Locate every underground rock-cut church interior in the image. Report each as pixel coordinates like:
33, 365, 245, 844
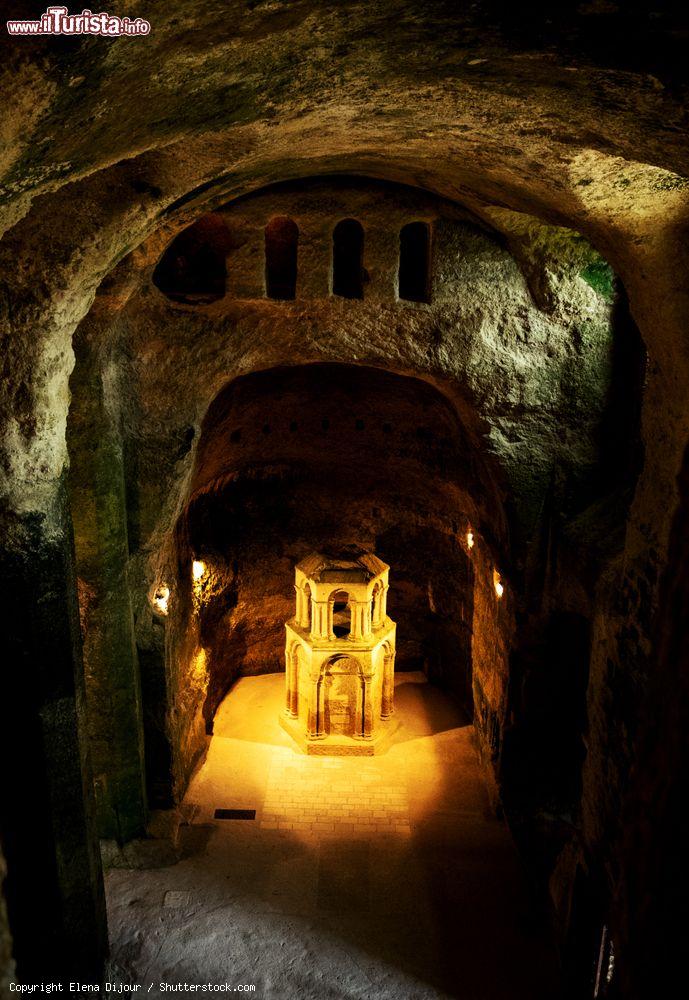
1, 3, 688, 998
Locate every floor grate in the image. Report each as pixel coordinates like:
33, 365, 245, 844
214, 808, 256, 820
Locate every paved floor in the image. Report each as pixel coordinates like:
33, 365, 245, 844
107, 673, 562, 999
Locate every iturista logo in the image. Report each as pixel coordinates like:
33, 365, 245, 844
6, 6, 151, 35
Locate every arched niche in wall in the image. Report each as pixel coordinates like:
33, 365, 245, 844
330, 589, 352, 638
371, 580, 382, 626
265, 216, 299, 300
153, 213, 232, 303
398, 221, 431, 303
332, 218, 365, 299
320, 654, 363, 737
179, 362, 508, 744
303, 581, 312, 630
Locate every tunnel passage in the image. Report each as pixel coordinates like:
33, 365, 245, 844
176, 363, 505, 732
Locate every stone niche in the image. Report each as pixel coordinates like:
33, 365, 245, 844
281, 553, 397, 755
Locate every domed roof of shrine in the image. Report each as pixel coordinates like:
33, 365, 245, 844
296, 551, 388, 584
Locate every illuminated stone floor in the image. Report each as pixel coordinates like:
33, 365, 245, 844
106, 673, 561, 999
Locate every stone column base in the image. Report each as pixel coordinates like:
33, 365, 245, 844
279, 713, 398, 756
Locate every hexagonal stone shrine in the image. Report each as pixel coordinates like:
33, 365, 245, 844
281, 553, 397, 755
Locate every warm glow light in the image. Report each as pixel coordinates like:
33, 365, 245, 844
152, 584, 170, 616
192, 560, 206, 581
466, 530, 474, 549
191, 646, 207, 680
493, 569, 504, 599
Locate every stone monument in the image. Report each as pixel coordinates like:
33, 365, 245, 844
281, 552, 396, 755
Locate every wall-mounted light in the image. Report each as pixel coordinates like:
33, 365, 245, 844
493, 569, 504, 599
466, 530, 474, 550
152, 584, 170, 616
192, 559, 206, 582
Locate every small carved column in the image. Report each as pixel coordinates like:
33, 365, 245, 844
284, 656, 293, 715
285, 649, 299, 718
312, 600, 330, 640
371, 589, 382, 629
295, 586, 311, 628
350, 600, 371, 640
381, 651, 395, 719
349, 601, 361, 639
289, 676, 299, 718
381, 584, 389, 621
361, 675, 374, 739
307, 676, 321, 738
362, 600, 373, 638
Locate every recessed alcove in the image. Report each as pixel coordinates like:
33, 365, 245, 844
332, 218, 365, 298
265, 216, 299, 299
153, 213, 232, 303
173, 363, 508, 742
398, 221, 431, 302
331, 591, 352, 638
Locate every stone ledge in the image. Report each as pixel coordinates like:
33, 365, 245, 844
279, 712, 399, 756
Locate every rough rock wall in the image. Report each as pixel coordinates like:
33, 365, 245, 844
471, 540, 515, 792
614, 440, 689, 1000
120, 180, 615, 555
0, 485, 109, 983
1, 4, 689, 989
68, 320, 148, 841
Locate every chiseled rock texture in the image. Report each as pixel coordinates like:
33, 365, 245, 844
1, 2, 689, 993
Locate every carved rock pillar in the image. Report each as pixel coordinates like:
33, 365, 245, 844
381, 651, 396, 719
307, 676, 321, 738
361, 676, 374, 739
